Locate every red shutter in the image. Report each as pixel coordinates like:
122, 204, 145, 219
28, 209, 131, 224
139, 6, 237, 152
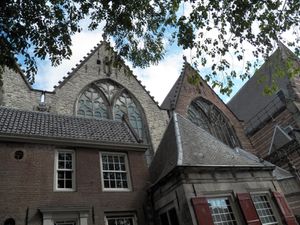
272, 192, 298, 225
236, 193, 262, 225
191, 197, 214, 225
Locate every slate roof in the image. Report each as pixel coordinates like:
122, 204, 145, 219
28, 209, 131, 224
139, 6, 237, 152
228, 43, 300, 123
150, 113, 274, 183
0, 107, 140, 146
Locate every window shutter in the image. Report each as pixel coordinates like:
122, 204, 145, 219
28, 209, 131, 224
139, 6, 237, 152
191, 197, 214, 225
236, 193, 262, 225
272, 191, 298, 225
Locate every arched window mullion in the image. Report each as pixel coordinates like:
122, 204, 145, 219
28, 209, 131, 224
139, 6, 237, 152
187, 97, 240, 148
91, 83, 112, 119
77, 85, 109, 119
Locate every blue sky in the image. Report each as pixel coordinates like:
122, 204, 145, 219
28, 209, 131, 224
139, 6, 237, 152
31, 26, 250, 104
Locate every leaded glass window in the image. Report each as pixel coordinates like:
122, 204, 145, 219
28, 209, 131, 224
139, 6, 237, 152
77, 87, 108, 119
187, 97, 239, 148
114, 92, 144, 139
76, 79, 146, 141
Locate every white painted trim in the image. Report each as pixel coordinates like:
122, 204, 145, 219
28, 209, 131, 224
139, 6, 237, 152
99, 152, 132, 192
54, 149, 76, 192
104, 213, 137, 225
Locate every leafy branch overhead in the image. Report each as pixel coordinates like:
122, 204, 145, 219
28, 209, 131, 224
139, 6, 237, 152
0, 0, 299, 94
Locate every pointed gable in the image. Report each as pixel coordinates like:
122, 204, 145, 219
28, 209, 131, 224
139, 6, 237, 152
228, 43, 300, 123
161, 62, 254, 152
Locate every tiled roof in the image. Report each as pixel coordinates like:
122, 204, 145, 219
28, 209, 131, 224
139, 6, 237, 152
0, 107, 138, 145
150, 113, 274, 183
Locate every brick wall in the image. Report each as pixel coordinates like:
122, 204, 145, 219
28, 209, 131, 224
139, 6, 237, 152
249, 109, 297, 157
0, 142, 149, 225
174, 65, 254, 152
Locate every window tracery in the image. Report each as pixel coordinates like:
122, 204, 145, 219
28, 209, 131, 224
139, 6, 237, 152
187, 97, 239, 148
76, 80, 145, 140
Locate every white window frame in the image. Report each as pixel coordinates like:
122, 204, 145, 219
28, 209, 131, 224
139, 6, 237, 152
251, 193, 280, 225
99, 152, 132, 192
104, 213, 137, 225
54, 150, 76, 191
207, 196, 238, 225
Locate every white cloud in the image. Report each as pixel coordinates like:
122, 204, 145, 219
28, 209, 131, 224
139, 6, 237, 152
33, 23, 104, 91
132, 53, 184, 104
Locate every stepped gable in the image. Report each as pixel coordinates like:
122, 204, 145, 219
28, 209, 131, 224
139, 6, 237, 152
53, 41, 160, 107
0, 107, 142, 146
228, 43, 300, 122
150, 112, 273, 183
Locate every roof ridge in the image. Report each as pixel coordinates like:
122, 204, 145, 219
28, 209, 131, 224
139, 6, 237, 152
160, 61, 186, 109
173, 112, 183, 165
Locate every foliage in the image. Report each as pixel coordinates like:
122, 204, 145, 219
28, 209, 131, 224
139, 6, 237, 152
1, 0, 300, 93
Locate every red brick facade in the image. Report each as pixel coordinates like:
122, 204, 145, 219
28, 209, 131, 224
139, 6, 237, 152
0, 142, 149, 225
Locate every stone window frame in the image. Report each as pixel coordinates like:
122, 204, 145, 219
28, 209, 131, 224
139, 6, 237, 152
104, 212, 137, 225
187, 96, 240, 148
75, 79, 149, 142
250, 192, 282, 225
99, 152, 132, 192
54, 149, 76, 192
40, 207, 89, 225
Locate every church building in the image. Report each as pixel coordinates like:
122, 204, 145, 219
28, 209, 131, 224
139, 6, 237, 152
0, 42, 299, 225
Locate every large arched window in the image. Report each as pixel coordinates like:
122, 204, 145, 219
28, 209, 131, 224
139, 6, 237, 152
76, 79, 146, 141
187, 97, 239, 148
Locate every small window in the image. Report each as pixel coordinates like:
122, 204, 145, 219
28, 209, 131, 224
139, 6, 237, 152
207, 197, 237, 225
251, 194, 278, 225
54, 150, 75, 191
105, 214, 136, 225
14, 150, 24, 160
100, 152, 131, 191
4, 218, 15, 225
159, 208, 179, 225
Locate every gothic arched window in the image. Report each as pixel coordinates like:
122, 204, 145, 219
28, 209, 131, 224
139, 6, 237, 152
114, 92, 144, 138
187, 97, 239, 148
77, 86, 109, 119
76, 80, 146, 141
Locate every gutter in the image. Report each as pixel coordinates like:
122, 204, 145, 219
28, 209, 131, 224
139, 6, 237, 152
0, 135, 148, 151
